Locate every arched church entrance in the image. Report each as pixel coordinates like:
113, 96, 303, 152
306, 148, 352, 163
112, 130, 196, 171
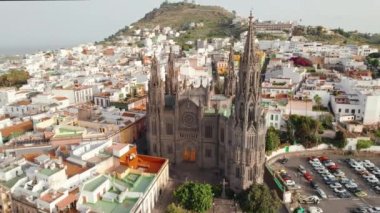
183, 146, 196, 162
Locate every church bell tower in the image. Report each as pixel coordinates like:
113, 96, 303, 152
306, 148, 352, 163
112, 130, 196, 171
229, 12, 267, 190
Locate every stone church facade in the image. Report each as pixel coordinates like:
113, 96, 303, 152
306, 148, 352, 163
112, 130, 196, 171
147, 14, 267, 191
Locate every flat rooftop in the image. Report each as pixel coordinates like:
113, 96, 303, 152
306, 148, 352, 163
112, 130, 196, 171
83, 175, 108, 192
39, 168, 61, 176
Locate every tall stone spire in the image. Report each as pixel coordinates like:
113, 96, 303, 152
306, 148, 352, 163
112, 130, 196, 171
235, 11, 261, 128
166, 47, 178, 95
147, 55, 165, 156
229, 11, 266, 191
224, 44, 237, 97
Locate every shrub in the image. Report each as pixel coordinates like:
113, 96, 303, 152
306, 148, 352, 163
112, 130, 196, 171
173, 181, 213, 213
356, 139, 374, 150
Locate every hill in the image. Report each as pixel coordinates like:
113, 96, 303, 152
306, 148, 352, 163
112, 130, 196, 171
100, 2, 380, 50
293, 26, 380, 49
101, 2, 243, 47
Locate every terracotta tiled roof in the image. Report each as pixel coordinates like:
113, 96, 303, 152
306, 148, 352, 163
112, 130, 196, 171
56, 193, 77, 210
0, 120, 33, 138
54, 97, 68, 101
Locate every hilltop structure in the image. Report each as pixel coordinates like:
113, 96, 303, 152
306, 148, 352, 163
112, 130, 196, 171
147, 13, 267, 191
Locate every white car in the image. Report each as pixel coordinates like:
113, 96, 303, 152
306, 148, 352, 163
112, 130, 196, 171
334, 187, 347, 194
299, 195, 320, 204
311, 162, 323, 167
298, 165, 307, 174
322, 173, 335, 180
285, 180, 296, 187
308, 206, 323, 213
345, 182, 358, 189
329, 182, 342, 189
324, 161, 336, 167
363, 173, 376, 179
313, 165, 325, 170
355, 166, 367, 173
317, 169, 329, 175
333, 170, 345, 178
316, 188, 327, 199
349, 161, 360, 168
372, 170, 380, 176
367, 177, 379, 185
367, 207, 380, 213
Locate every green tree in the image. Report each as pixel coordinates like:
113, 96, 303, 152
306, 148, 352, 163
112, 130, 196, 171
237, 183, 281, 213
265, 126, 280, 154
288, 114, 321, 148
166, 203, 187, 213
334, 131, 347, 149
369, 59, 379, 68
319, 114, 333, 129
173, 181, 213, 213
313, 94, 322, 111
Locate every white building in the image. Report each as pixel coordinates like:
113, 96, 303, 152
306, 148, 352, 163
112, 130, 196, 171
52, 85, 94, 104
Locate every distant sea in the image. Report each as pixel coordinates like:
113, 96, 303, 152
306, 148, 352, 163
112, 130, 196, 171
0, 43, 87, 56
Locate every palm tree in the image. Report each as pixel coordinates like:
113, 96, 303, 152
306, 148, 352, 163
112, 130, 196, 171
287, 91, 293, 115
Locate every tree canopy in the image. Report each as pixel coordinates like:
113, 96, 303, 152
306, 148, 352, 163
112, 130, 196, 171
288, 114, 321, 147
265, 126, 281, 154
333, 130, 347, 149
0, 69, 30, 88
173, 181, 213, 213
237, 183, 281, 213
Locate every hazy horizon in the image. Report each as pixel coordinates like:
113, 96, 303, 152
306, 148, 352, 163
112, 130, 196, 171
1, 0, 379, 55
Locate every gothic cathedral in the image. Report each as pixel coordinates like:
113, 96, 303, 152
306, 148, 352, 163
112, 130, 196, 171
147, 14, 267, 191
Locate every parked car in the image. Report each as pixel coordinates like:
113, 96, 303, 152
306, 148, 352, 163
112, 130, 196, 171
319, 156, 329, 162
304, 172, 313, 182
334, 187, 347, 194
339, 177, 351, 184
337, 191, 351, 198
327, 164, 339, 171
363, 173, 376, 179
317, 168, 329, 175
329, 182, 343, 189
363, 160, 375, 169
346, 182, 358, 189
310, 181, 319, 189
298, 165, 307, 174
333, 170, 345, 178
308, 206, 323, 213
285, 180, 296, 187
367, 177, 379, 186
323, 160, 335, 167
298, 195, 320, 204
316, 188, 327, 199
366, 207, 380, 213
355, 190, 368, 198
355, 167, 367, 174
374, 185, 380, 194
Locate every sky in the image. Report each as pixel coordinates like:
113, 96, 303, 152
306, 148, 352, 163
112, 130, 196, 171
0, 0, 379, 55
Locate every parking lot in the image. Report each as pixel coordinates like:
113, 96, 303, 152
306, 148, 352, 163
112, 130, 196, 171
271, 154, 380, 212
